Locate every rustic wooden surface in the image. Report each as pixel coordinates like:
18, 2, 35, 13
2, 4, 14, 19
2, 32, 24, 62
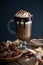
0, 58, 40, 65
0, 51, 42, 65
0, 58, 39, 65
0, 36, 43, 65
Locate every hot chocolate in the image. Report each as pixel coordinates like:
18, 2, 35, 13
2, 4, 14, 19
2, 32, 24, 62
14, 10, 32, 41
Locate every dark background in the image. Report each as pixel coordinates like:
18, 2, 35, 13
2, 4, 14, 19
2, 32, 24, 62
0, 0, 43, 41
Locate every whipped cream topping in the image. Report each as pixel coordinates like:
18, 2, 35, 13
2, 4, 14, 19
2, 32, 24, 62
15, 10, 32, 18
17, 21, 32, 24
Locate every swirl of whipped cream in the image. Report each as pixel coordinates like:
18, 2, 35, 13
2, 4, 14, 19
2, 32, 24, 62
15, 10, 32, 18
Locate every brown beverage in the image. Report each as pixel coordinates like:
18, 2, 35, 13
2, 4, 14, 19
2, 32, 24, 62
14, 10, 32, 41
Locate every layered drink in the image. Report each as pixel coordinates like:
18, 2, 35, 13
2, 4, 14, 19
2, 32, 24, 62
14, 10, 33, 41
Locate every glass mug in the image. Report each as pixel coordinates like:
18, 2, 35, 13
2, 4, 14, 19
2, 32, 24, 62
7, 15, 33, 49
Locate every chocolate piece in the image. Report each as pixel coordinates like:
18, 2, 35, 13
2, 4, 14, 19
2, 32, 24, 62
9, 43, 15, 51
0, 45, 3, 52
12, 51, 19, 57
0, 41, 22, 58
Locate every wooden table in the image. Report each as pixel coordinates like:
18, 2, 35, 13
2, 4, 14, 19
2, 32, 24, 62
0, 57, 39, 65
0, 36, 43, 65
0, 56, 42, 65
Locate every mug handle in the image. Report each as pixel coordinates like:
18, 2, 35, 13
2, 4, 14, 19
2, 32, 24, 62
7, 19, 16, 35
